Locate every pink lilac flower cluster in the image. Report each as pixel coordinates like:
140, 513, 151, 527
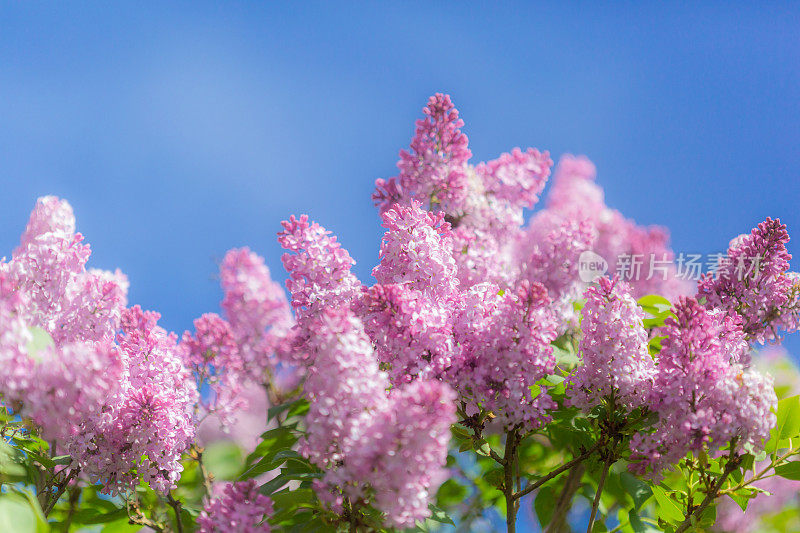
698, 217, 800, 344
373, 93, 472, 215
197, 480, 273, 533
294, 306, 455, 528
180, 313, 247, 427
714, 348, 800, 532
278, 215, 361, 324
375, 95, 689, 329
569, 276, 655, 411
532, 155, 691, 302
359, 202, 459, 383
180, 247, 296, 432
0, 197, 200, 495
0, 197, 129, 444
449, 280, 559, 430
629, 298, 777, 479
277, 94, 693, 450
219, 248, 294, 377
70, 306, 198, 494
278, 203, 557, 432
4, 196, 128, 346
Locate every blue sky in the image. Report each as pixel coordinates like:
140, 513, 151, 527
1, 2, 798, 355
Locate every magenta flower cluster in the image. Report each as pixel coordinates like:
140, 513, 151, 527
197, 480, 273, 533
629, 298, 776, 478
2, 94, 798, 529
0, 197, 198, 494
698, 217, 800, 343
568, 276, 655, 412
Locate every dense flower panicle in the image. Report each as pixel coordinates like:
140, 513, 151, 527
697, 217, 799, 343
373, 94, 556, 289
55, 268, 129, 345
357, 283, 456, 384
372, 202, 459, 300
629, 298, 777, 478
180, 313, 247, 427
537, 155, 691, 301
278, 215, 361, 322
448, 150, 552, 288
544, 155, 605, 219
8, 202, 91, 333
16, 195, 78, 246
373, 93, 471, 214
220, 248, 293, 377
299, 308, 389, 468
520, 213, 595, 325
197, 480, 273, 533
450, 280, 558, 430
71, 306, 198, 494
5, 197, 129, 346
26, 342, 123, 443
298, 308, 455, 526
475, 147, 551, 210
334, 380, 457, 529
0, 271, 35, 400
569, 277, 655, 411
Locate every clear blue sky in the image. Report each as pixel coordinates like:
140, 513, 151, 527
1, 1, 798, 359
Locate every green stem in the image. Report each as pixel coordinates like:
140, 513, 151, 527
675, 453, 741, 533
504, 428, 520, 533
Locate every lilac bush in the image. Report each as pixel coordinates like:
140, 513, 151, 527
1, 95, 799, 532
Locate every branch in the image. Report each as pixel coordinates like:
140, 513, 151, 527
127, 498, 165, 532
586, 454, 613, 533
167, 494, 185, 533
545, 463, 585, 533
503, 429, 520, 533
43, 468, 79, 516
190, 445, 214, 496
674, 454, 742, 533
512, 440, 602, 501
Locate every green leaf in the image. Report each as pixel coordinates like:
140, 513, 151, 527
267, 399, 310, 422
774, 461, 800, 480
259, 474, 291, 495
70, 507, 128, 525
436, 478, 468, 508
620, 472, 652, 510
768, 396, 800, 451
553, 345, 579, 366
637, 295, 673, 315
26, 327, 54, 361
628, 509, 647, 533
0, 441, 29, 482
245, 426, 298, 466
727, 489, 755, 512
270, 488, 315, 510
0, 491, 49, 533
427, 504, 455, 526
204, 441, 243, 481
534, 485, 555, 528
484, 467, 505, 488
474, 440, 493, 458
652, 486, 684, 523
